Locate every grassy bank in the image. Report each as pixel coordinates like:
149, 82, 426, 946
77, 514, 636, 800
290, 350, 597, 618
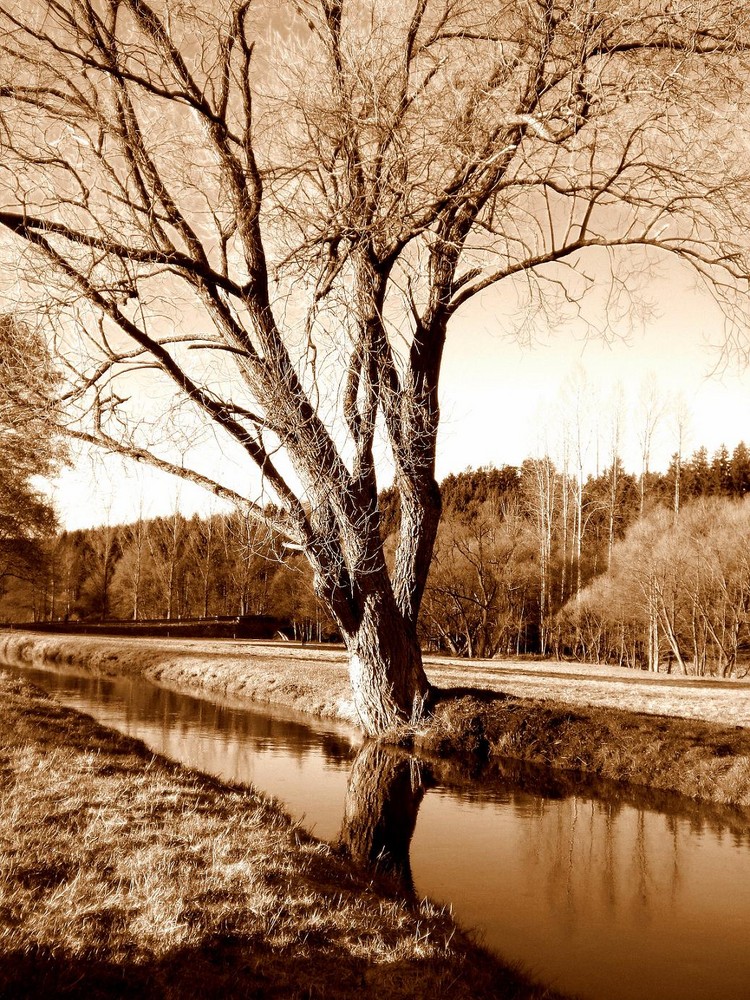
402, 692, 750, 809
0, 631, 355, 720
4, 629, 750, 727
0, 673, 562, 1000
3, 630, 750, 810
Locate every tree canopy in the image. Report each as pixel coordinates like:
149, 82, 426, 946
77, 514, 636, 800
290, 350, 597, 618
1, 0, 750, 729
0, 314, 63, 589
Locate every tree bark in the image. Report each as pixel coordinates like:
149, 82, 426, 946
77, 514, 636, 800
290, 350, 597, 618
309, 487, 433, 736
345, 591, 430, 736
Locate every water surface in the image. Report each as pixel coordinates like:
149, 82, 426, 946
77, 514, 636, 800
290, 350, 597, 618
7, 663, 750, 1000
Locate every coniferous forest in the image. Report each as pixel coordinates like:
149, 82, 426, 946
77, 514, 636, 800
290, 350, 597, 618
5, 441, 750, 676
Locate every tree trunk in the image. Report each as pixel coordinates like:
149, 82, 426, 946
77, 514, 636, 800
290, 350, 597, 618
659, 609, 688, 674
310, 476, 435, 736
132, 525, 142, 621
345, 592, 430, 736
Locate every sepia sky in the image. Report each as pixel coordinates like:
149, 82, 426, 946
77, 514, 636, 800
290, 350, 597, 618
437, 266, 750, 477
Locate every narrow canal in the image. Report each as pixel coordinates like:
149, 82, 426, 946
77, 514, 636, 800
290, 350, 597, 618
7, 663, 750, 1000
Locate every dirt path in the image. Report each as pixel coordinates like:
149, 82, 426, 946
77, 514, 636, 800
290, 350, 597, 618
425, 655, 750, 728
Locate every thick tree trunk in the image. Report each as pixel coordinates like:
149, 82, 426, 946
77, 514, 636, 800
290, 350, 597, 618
346, 591, 431, 736
310, 482, 434, 736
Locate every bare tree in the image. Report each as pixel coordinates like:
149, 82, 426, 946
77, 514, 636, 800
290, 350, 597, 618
670, 392, 692, 519
122, 501, 145, 619
81, 517, 120, 618
522, 456, 557, 654
558, 368, 594, 597
636, 374, 666, 515
144, 505, 185, 619
187, 512, 216, 619
605, 382, 625, 570
1, 1, 750, 732
422, 500, 535, 658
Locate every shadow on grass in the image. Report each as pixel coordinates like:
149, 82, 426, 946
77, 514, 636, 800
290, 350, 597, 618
430, 685, 509, 705
0, 940, 556, 1000
0, 941, 362, 999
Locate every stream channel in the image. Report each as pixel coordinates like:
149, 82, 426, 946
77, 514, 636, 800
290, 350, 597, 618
7, 662, 750, 1000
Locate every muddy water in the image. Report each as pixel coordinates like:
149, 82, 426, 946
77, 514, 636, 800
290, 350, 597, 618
8, 663, 750, 1000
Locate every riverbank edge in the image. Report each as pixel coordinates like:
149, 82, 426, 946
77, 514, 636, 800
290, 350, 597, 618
0, 672, 563, 1000
396, 691, 750, 809
3, 630, 750, 810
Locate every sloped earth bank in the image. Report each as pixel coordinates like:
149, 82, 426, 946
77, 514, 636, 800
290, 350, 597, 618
2, 630, 750, 806
0, 673, 563, 1000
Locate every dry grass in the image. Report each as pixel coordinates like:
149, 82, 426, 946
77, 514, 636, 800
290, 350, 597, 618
0, 631, 355, 721
403, 692, 750, 809
4, 630, 750, 729
425, 657, 750, 729
0, 673, 564, 1000
4, 629, 750, 808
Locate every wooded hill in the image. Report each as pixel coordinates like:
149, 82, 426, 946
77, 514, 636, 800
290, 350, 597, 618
4, 441, 750, 674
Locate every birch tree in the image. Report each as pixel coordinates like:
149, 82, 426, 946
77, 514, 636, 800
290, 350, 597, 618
636, 375, 665, 515
522, 456, 557, 654
1, 1, 750, 731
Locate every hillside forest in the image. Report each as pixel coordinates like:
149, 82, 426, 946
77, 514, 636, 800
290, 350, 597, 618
4, 443, 750, 677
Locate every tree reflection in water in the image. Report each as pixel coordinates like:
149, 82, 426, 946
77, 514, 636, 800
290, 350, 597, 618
338, 741, 431, 895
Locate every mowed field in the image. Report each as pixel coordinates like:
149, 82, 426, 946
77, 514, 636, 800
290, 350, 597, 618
427, 656, 750, 729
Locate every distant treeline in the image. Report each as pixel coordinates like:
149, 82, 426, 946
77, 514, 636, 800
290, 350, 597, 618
380, 441, 750, 673
4, 440, 750, 674
1, 510, 336, 643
